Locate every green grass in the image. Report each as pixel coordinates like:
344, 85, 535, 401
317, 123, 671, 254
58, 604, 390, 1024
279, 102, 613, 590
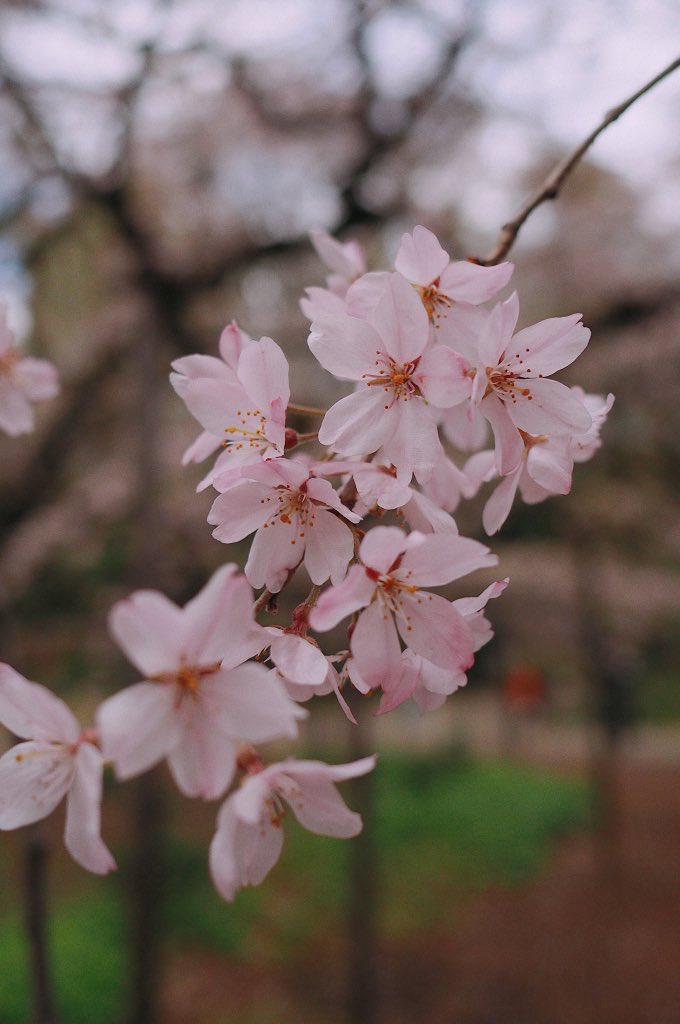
0, 754, 589, 1022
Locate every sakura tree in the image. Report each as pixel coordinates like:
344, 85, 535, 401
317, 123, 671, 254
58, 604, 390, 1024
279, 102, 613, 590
1, 36, 678, 1024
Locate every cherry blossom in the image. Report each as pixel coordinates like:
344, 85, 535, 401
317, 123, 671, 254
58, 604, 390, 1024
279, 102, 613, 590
394, 225, 513, 324
0, 302, 59, 437
309, 273, 468, 480
376, 580, 508, 714
97, 565, 304, 800
209, 754, 376, 901
481, 389, 615, 534
171, 333, 290, 490
300, 228, 367, 320
468, 292, 593, 474
310, 526, 497, 694
0, 664, 114, 874
208, 457, 360, 593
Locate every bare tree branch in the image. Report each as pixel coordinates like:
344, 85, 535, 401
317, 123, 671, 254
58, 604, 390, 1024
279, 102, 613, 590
475, 54, 680, 266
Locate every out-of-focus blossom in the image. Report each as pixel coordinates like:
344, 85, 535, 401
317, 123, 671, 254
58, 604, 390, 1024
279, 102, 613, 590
97, 565, 304, 800
0, 664, 114, 874
209, 755, 375, 901
0, 303, 59, 436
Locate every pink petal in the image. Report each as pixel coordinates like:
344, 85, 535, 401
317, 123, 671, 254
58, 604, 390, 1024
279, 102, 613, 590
303, 509, 355, 585
310, 229, 365, 279
309, 565, 376, 632
210, 797, 283, 901
481, 393, 523, 475
0, 664, 79, 743
345, 271, 391, 319
350, 601, 402, 690
380, 397, 441, 481
376, 655, 421, 715
371, 272, 429, 364
244, 515, 304, 593
279, 774, 362, 837
308, 314, 380, 380
208, 482, 275, 543
300, 286, 347, 320
397, 592, 475, 670
505, 377, 592, 437
478, 292, 520, 367
182, 430, 222, 466
526, 440, 573, 494
399, 533, 497, 586
15, 357, 60, 401
204, 663, 305, 743
506, 315, 590, 378
168, 703, 237, 800
394, 226, 449, 285
237, 336, 290, 410
0, 378, 34, 435
482, 466, 522, 535
64, 743, 116, 874
318, 388, 394, 456
109, 591, 186, 677
96, 682, 181, 780
182, 564, 265, 671
359, 525, 408, 574
454, 578, 509, 618
0, 742, 75, 829
414, 345, 470, 408
269, 633, 328, 686
219, 321, 252, 368
442, 402, 489, 451
439, 260, 513, 304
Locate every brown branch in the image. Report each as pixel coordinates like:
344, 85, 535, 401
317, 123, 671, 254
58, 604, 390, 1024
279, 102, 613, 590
475, 54, 680, 266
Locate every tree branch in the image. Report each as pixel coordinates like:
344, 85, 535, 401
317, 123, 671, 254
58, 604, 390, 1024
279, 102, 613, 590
475, 54, 680, 266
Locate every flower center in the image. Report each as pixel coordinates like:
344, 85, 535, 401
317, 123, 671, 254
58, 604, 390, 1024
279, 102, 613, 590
363, 353, 421, 408
222, 408, 268, 454
259, 485, 316, 544
417, 279, 453, 321
150, 660, 221, 701
485, 366, 532, 404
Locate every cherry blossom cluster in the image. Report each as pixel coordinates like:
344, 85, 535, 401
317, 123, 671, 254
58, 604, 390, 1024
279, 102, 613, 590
0, 226, 612, 901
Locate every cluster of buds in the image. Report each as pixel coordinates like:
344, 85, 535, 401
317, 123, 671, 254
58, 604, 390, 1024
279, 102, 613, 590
0, 227, 612, 900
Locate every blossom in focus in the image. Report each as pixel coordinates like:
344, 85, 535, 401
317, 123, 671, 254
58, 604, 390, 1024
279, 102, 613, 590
97, 565, 304, 800
309, 273, 468, 480
0, 664, 115, 874
395, 225, 513, 323
377, 579, 509, 714
209, 755, 376, 901
481, 389, 615, 535
469, 292, 593, 474
310, 525, 497, 693
171, 333, 290, 490
0, 303, 59, 436
208, 458, 360, 593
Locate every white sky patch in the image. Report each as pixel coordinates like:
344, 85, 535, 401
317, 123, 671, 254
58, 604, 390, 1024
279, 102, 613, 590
0, 9, 141, 88
363, 8, 450, 100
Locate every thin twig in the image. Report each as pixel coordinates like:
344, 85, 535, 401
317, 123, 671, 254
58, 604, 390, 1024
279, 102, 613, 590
475, 54, 680, 266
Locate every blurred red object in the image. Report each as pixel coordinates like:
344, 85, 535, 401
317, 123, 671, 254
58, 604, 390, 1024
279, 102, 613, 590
502, 663, 547, 714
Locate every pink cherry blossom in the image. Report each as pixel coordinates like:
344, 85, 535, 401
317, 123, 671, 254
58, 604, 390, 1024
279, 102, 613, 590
208, 458, 360, 593
0, 303, 59, 437
377, 579, 508, 714
171, 333, 290, 490
209, 754, 375, 900
310, 525, 497, 693
468, 293, 593, 474
0, 664, 115, 874
299, 229, 366, 320
394, 225, 513, 324
481, 389, 615, 535
97, 564, 304, 800
309, 273, 468, 480
267, 630, 356, 722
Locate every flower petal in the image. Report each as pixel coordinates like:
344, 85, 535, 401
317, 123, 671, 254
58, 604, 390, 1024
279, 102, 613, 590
0, 664, 79, 743
168, 703, 236, 800
318, 388, 393, 456
309, 565, 376, 632
303, 509, 355, 586
399, 533, 497, 586
109, 591, 185, 677
64, 744, 116, 874
397, 592, 475, 670
0, 742, 74, 829
309, 315, 380, 380
97, 682, 181, 780
210, 797, 283, 901
394, 226, 449, 285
